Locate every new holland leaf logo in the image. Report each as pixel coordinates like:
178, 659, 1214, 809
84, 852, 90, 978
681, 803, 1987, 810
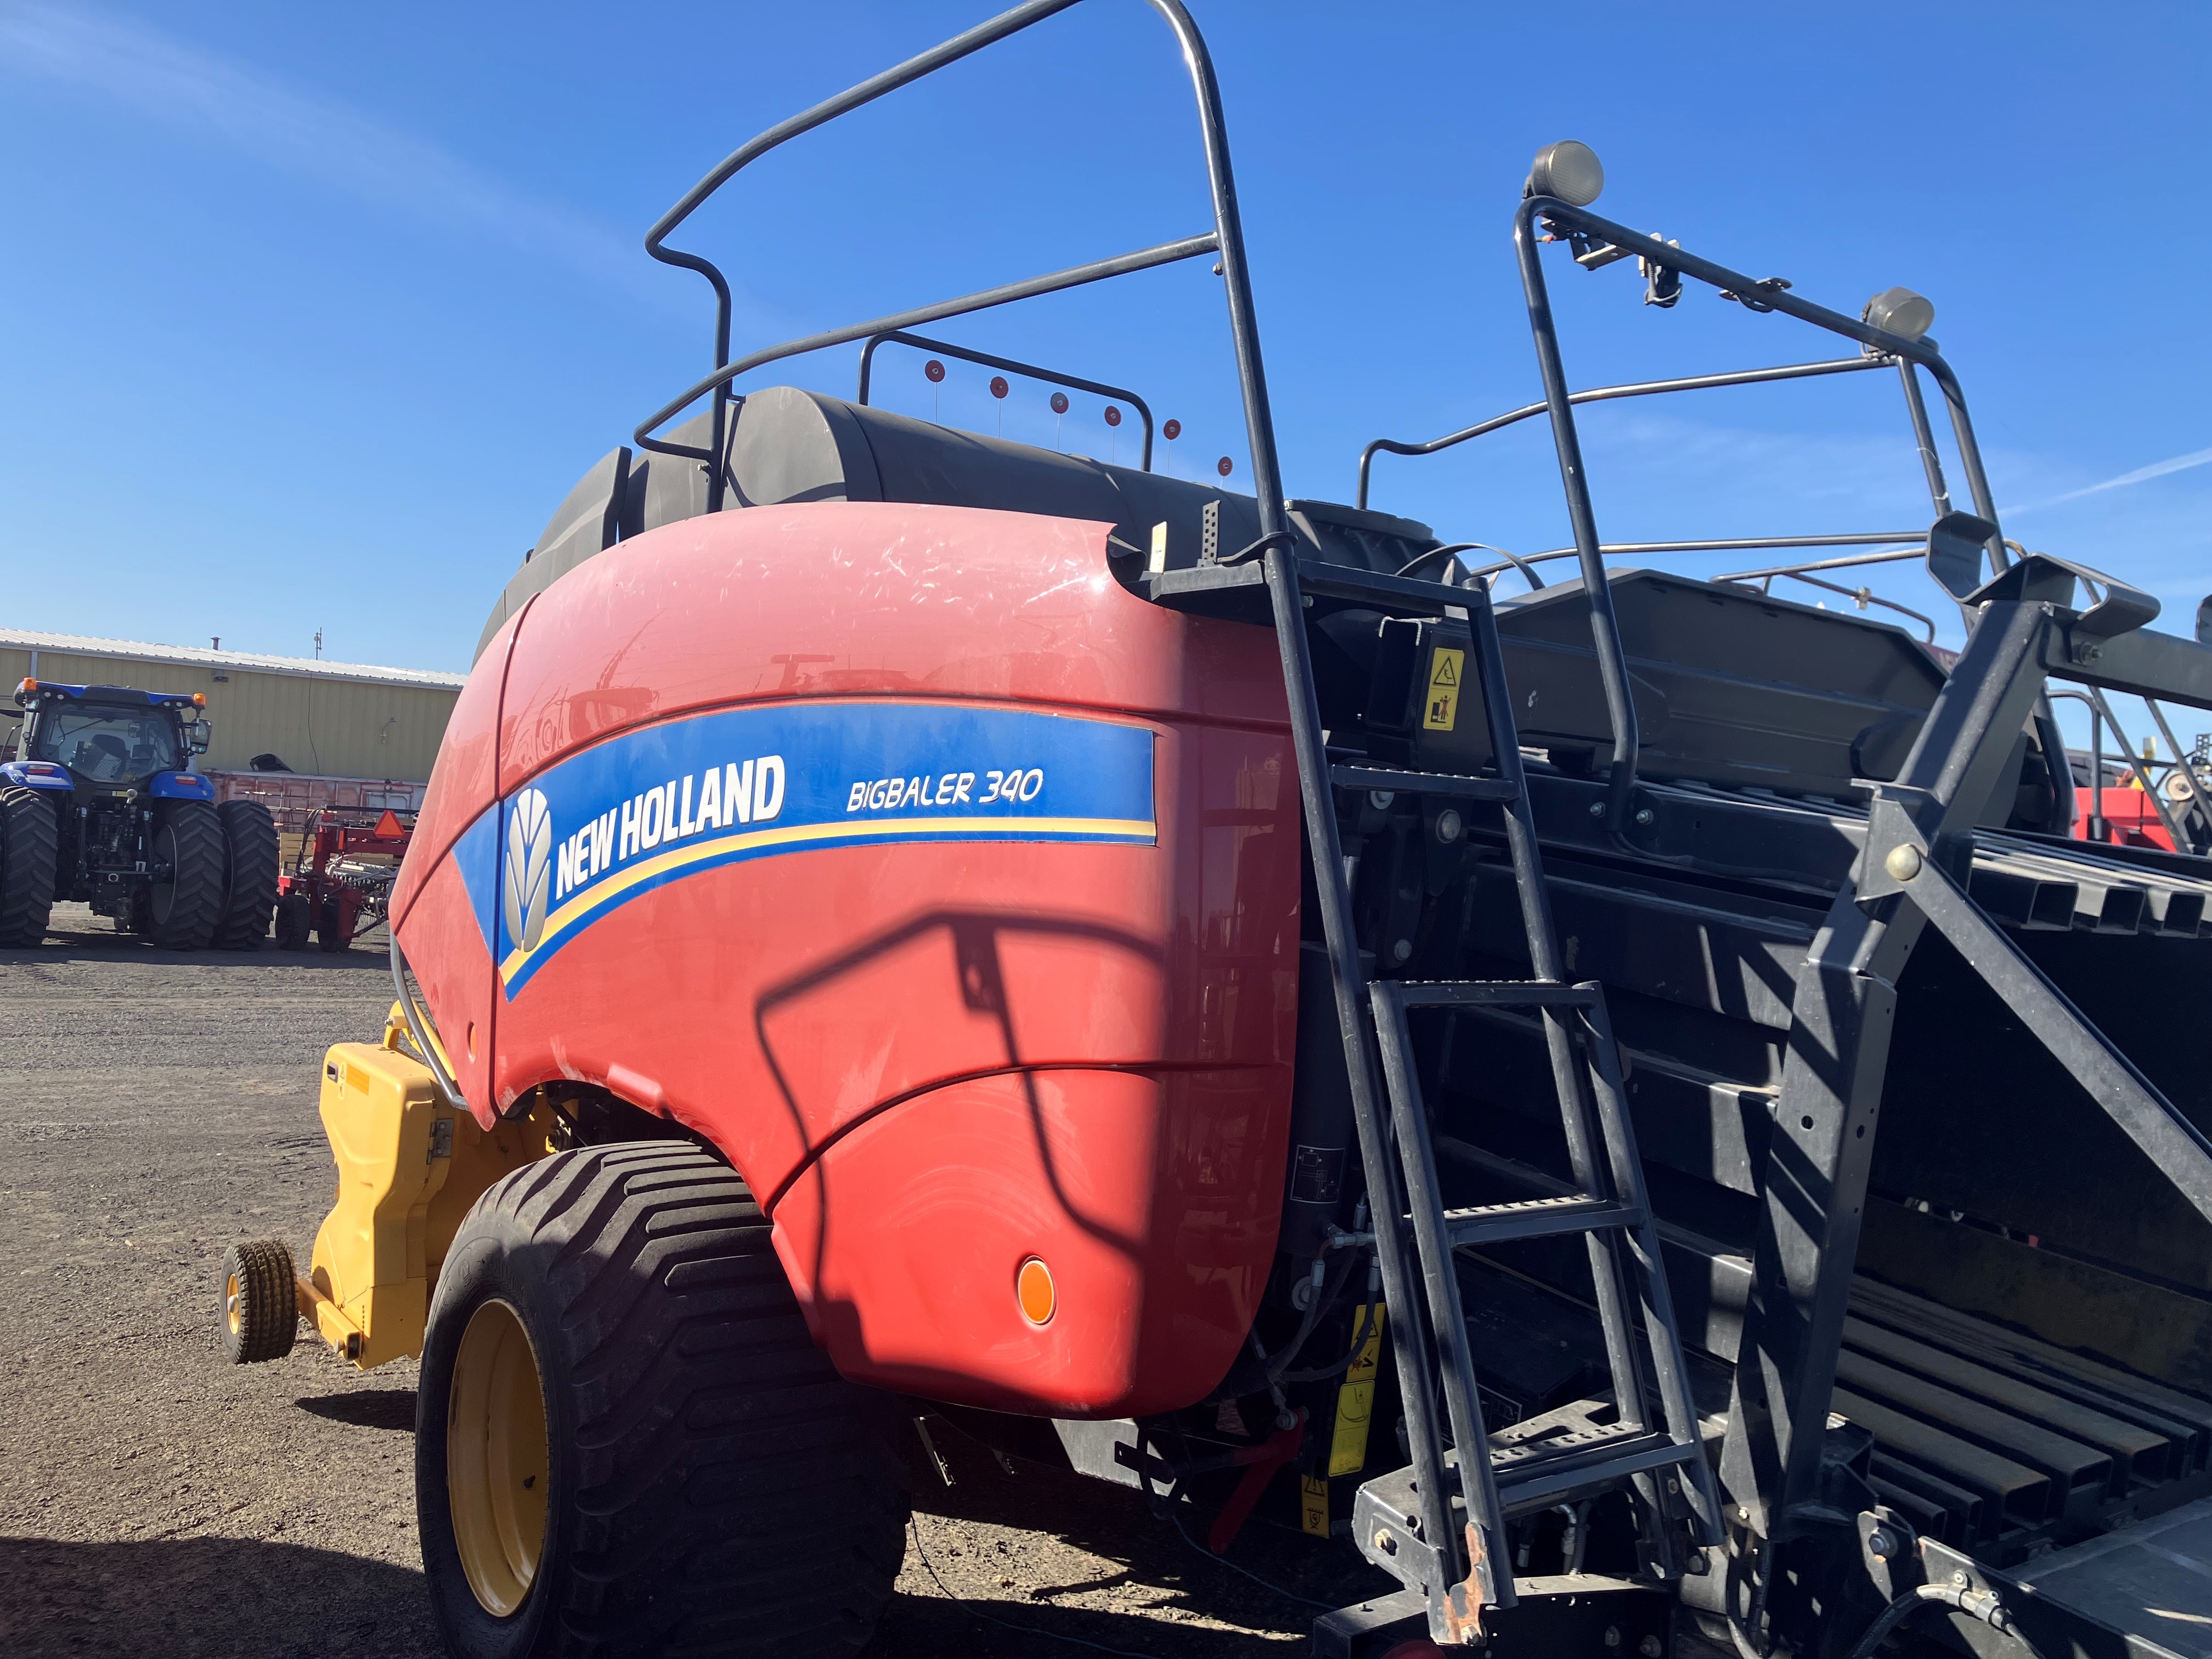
504, 788, 553, 953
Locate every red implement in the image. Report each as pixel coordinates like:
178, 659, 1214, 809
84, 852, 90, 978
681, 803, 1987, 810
391, 502, 1301, 1417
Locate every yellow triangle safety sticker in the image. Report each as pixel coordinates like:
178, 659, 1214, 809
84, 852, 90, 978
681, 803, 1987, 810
1423, 647, 1464, 732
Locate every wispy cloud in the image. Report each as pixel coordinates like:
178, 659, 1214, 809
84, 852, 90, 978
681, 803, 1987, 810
0, 2, 721, 317
2004, 444, 2212, 517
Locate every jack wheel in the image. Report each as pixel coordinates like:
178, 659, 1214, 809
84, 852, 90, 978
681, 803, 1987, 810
274, 894, 311, 952
221, 1239, 298, 1364
417, 1143, 905, 1657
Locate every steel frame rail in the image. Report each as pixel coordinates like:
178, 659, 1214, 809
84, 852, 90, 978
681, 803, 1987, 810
1726, 567, 2212, 1545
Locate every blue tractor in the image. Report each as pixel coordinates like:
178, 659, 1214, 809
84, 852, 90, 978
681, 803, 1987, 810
0, 679, 279, 949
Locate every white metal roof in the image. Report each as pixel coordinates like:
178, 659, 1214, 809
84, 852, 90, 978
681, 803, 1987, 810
0, 629, 466, 691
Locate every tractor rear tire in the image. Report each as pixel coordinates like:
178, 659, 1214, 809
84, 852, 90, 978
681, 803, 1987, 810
0, 786, 59, 947
274, 893, 312, 952
146, 799, 223, 950
416, 1143, 905, 1659
214, 799, 280, 950
221, 1239, 298, 1363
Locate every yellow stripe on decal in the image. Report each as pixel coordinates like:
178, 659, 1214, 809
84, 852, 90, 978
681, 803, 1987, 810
498, 813, 1156, 985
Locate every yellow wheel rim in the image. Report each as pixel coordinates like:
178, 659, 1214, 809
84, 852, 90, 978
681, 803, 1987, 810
447, 1299, 550, 1618
224, 1272, 241, 1338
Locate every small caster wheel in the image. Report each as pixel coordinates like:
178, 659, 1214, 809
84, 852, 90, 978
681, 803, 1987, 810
274, 895, 311, 952
221, 1239, 299, 1364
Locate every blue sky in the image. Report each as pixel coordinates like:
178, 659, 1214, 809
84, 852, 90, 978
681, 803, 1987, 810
2, 1, 2208, 757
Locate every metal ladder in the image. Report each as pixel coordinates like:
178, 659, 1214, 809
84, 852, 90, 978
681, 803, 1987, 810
1250, 546, 1723, 1637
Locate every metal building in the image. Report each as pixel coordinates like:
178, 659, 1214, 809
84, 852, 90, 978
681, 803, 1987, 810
0, 629, 461, 783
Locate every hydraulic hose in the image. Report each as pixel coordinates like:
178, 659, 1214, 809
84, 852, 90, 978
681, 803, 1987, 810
1842, 1583, 2052, 1659
389, 932, 467, 1112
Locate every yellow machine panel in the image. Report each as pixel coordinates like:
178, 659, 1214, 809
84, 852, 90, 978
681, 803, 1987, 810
304, 1039, 548, 1368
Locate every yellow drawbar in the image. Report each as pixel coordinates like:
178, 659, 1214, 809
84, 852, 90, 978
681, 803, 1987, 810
304, 1038, 549, 1369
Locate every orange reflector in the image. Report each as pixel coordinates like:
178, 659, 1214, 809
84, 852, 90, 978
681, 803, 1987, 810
1017, 1258, 1054, 1325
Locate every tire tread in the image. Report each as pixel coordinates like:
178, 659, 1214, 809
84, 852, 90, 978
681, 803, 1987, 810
221, 1238, 298, 1363
147, 799, 223, 950
214, 799, 279, 949
430, 1143, 903, 1657
0, 786, 58, 947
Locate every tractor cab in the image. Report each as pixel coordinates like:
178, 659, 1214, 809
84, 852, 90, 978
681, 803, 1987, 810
7, 680, 211, 795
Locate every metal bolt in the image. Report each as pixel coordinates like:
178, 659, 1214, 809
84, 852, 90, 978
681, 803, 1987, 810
1634, 808, 1654, 826
1640, 1639, 1664, 1658
1884, 844, 1923, 881
1369, 791, 1395, 810
1374, 1528, 1397, 1555
1666, 1477, 1680, 1494
1392, 939, 1413, 963
1588, 800, 1606, 817
1866, 1528, 1897, 1560
1604, 1627, 1622, 1648
1435, 808, 1464, 844
1952, 1570, 1970, 1588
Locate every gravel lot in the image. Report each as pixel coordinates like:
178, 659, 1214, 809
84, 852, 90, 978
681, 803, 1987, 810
0, 904, 1394, 1657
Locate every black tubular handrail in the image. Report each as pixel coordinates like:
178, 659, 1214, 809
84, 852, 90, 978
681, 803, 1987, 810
855, 330, 1156, 471
1460, 533, 1926, 591
1512, 195, 2008, 833
634, 0, 1285, 539
1711, 545, 1927, 584
1356, 355, 1887, 512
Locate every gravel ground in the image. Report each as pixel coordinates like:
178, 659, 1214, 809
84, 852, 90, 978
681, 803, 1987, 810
0, 905, 1396, 1657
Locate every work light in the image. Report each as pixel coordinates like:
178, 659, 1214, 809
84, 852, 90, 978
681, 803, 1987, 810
1526, 141, 1605, 207
1863, 286, 1935, 342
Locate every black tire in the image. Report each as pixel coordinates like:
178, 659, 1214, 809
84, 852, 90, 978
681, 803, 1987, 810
214, 799, 280, 950
221, 1238, 298, 1363
417, 1143, 905, 1659
145, 799, 223, 950
315, 896, 349, 952
0, 786, 59, 947
274, 893, 312, 952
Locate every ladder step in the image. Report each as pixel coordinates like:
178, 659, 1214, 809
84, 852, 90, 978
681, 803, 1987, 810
1296, 561, 1469, 616
1395, 979, 1602, 1010
1437, 1194, 1642, 1246
1134, 557, 1464, 623
1489, 1427, 1701, 1512
1330, 764, 1520, 802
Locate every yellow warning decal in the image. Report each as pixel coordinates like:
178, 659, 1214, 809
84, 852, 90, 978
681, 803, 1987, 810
1327, 1303, 1387, 1477
1300, 1475, 1330, 1537
1423, 647, 1464, 732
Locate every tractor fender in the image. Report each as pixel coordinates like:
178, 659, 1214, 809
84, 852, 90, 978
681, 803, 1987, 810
0, 761, 70, 792
148, 771, 217, 800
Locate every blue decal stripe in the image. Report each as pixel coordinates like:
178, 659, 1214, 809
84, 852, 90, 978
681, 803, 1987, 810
498, 811, 1152, 995
485, 699, 1157, 1000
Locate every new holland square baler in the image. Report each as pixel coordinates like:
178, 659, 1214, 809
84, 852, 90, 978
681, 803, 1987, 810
217, 5, 2212, 1657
